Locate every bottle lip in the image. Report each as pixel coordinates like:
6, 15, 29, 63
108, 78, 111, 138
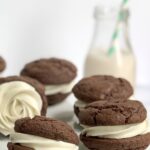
94, 3, 120, 20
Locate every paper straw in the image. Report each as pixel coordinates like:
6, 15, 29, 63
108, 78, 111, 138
108, 0, 129, 56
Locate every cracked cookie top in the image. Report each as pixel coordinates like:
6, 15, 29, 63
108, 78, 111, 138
78, 100, 147, 126
21, 58, 77, 85
14, 116, 79, 145
72, 75, 133, 103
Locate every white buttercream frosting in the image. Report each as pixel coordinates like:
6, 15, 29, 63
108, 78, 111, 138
45, 79, 76, 95
74, 95, 136, 108
0, 81, 42, 136
82, 120, 150, 139
10, 132, 79, 150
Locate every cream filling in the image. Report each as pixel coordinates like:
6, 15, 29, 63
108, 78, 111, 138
45, 79, 76, 95
10, 132, 79, 150
74, 95, 135, 108
0, 81, 42, 136
82, 120, 150, 139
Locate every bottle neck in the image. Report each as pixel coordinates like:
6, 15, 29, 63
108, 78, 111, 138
91, 18, 117, 50
90, 16, 132, 54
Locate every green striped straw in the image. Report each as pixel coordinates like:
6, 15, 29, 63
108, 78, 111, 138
108, 0, 129, 56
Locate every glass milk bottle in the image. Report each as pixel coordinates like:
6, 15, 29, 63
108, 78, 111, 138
84, 5, 136, 87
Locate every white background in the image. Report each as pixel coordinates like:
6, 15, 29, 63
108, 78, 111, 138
0, 0, 150, 86
0, 2, 150, 149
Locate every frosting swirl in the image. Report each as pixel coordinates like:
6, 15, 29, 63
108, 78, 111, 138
10, 132, 79, 150
82, 120, 150, 139
0, 81, 42, 135
45, 79, 76, 95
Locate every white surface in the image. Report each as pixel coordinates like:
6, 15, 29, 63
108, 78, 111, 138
1, 86, 150, 150
0, 0, 150, 86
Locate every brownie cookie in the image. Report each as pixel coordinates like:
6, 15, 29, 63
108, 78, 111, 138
21, 58, 77, 105
0, 76, 47, 136
78, 100, 147, 126
80, 100, 150, 150
73, 75, 133, 117
8, 116, 79, 150
73, 75, 133, 103
0, 56, 6, 72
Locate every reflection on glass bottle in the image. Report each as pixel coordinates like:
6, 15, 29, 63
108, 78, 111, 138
84, 4, 136, 87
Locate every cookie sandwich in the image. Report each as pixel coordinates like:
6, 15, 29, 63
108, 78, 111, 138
73, 75, 133, 117
21, 58, 77, 105
8, 116, 79, 150
80, 100, 150, 150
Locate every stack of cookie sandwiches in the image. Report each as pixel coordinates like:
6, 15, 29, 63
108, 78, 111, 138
72, 75, 150, 149
0, 76, 47, 136
8, 116, 79, 150
79, 100, 150, 150
73, 75, 133, 117
21, 58, 77, 105
0, 56, 6, 73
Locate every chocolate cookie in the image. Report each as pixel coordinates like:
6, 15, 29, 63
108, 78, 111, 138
73, 75, 133, 103
0, 56, 6, 72
78, 100, 147, 126
21, 58, 77, 105
80, 100, 150, 150
46, 93, 70, 105
8, 116, 79, 150
0, 76, 47, 136
80, 133, 150, 150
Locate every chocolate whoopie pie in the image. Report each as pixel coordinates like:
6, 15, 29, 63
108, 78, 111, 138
80, 100, 150, 150
0, 56, 6, 72
8, 116, 79, 150
0, 76, 47, 136
73, 75, 133, 117
21, 58, 77, 105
